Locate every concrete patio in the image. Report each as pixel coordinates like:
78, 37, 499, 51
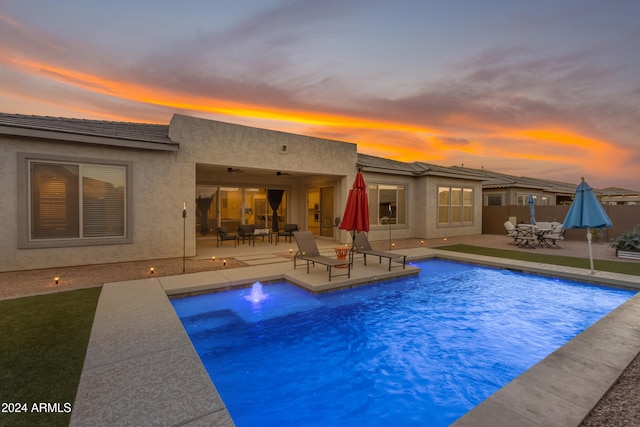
70, 237, 640, 426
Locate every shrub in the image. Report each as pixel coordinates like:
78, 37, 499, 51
610, 224, 640, 251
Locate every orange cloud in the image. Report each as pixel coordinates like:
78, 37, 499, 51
4, 55, 636, 188
9, 56, 445, 134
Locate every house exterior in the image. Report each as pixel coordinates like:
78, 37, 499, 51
1, 112, 483, 273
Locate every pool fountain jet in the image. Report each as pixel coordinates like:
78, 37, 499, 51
246, 282, 269, 304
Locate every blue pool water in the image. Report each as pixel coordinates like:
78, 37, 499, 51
171, 260, 636, 426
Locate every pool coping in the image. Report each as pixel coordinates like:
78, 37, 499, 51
69, 248, 640, 426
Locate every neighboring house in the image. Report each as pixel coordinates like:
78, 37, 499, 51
1, 112, 483, 272
450, 166, 640, 207
449, 166, 578, 206
599, 187, 640, 206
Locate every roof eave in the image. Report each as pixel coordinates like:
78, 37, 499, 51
423, 170, 487, 181
0, 125, 179, 151
358, 165, 417, 176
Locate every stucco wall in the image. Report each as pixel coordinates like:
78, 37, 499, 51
425, 178, 483, 239
1, 135, 192, 272
170, 115, 357, 176
363, 172, 425, 243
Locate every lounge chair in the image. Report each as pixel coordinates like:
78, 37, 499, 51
278, 224, 298, 244
216, 227, 237, 247
237, 224, 256, 246
293, 231, 350, 281
353, 232, 406, 271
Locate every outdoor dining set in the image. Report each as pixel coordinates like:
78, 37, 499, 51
504, 221, 565, 249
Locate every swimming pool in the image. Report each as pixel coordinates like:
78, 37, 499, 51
171, 259, 636, 426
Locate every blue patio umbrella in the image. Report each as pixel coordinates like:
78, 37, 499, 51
528, 194, 536, 225
563, 178, 613, 273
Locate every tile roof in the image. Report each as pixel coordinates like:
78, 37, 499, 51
449, 166, 578, 193
0, 113, 176, 147
357, 154, 491, 180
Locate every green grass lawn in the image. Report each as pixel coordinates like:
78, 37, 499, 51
0, 287, 101, 427
435, 244, 640, 276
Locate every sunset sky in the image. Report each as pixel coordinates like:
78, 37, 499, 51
1, 0, 639, 190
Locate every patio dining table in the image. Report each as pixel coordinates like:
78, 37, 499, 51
534, 227, 554, 248
515, 224, 553, 248
513, 224, 536, 248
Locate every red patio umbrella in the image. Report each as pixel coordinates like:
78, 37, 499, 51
339, 172, 369, 256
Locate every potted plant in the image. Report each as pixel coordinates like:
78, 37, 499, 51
610, 225, 640, 259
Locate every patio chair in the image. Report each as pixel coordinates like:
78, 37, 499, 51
216, 227, 237, 247
278, 224, 298, 244
293, 231, 350, 281
506, 223, 537, 248
504, 221, 519, 244
237, 224, 256, 246
540, 224, 564, 248
353, 231, 406, 271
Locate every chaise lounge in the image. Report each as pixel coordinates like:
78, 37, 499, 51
353, 231, 406, 271
293, 231, 350, 281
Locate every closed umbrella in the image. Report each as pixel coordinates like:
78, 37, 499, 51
528, 194, 536, 225
563, 178, 613, 273
339, 171, 369, 260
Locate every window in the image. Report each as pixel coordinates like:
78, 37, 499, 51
486, 194, 503, 206
368, 184, 406, 225
438, 186, 473, 226
19, 154, 132, 248
517, 194, 536, 206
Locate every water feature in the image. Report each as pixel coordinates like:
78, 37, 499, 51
244, 282, 269, 304
172, 259, 636, 426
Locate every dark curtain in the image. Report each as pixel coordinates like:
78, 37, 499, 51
196, 195, 213, 235
267, 189, 285, 232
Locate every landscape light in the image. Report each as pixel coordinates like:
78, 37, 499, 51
54, 276, 59, 285
150, 267, 154, 274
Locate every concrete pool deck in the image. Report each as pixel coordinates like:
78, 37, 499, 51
70, 245, 640, 426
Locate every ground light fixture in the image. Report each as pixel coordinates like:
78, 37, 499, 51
223, 259, 227, 266
212, 256, 216, 262
54, 276, 59, 284
149, 267, 154, 274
